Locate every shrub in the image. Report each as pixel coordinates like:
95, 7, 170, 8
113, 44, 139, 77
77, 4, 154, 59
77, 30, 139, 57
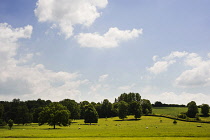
173, 120, 177, 124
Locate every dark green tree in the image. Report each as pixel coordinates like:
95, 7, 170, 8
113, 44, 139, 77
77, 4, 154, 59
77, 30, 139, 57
118, 101, 128, 120
80, 101, 89, 119
101, 99, 112, 118
60, 99, 80, 119
0, 104, 4, 126
0, 103, 3, 119
187, 101, 198, 118
15, 103, 32, 125
141, 99, 152, 115
8, 119, 14, 130
201, 104, 209, 117
154, 101, 163, 107
129, 101, 142, 119
84, 104, 98, 125
38, 102, 70, 129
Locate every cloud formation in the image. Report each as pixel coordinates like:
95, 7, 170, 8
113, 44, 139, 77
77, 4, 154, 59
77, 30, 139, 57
0, 23, 88, 101
75, 27, 143, 48
148, 51, 210, 88
34, 0, 108, 39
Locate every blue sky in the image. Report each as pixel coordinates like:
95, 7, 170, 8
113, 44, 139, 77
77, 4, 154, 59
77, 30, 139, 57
0, 0, 210, 105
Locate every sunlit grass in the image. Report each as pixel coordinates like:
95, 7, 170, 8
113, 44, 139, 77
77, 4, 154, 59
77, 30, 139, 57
0, 116, 210, 138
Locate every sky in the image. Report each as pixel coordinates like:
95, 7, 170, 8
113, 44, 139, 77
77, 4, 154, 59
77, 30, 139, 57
0, 0, 210, 105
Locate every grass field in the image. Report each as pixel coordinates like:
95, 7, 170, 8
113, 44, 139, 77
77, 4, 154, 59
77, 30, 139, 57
0, 116, 210, 139
152, 107, 188, 116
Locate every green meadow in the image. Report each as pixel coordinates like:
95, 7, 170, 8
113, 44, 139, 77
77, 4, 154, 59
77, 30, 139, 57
152, 107, 188, 116
0, 116, 210, 139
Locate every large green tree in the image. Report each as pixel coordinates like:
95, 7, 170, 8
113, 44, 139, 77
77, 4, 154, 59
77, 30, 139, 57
84, 104, 98, 125
101, 99, 112, 118
118, 101, 128, 120
141, 99, 152, 115
38, 102, 70, 129
129, 101, 142, 119
80, 101, 89, 119
201, 104, 209, 117
187, 101, 198, 118
60, 99, 80, 119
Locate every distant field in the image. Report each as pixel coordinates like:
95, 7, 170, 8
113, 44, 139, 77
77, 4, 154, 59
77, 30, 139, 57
152, 107, 188, 116
0, 116, 210, 139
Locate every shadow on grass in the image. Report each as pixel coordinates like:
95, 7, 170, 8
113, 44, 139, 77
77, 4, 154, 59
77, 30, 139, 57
114, 119, 141, 121
78, 124, 97, 125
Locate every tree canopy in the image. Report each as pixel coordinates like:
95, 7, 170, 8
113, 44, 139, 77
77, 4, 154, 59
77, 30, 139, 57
201, 104, 209, 117
38, 102, 70, 129
187, 101, 198, 118
118, 101, 128, 120
84, 104, 98, 124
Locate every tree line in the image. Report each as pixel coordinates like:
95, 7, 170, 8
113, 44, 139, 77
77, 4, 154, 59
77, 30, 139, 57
0, 93, 152, 128
0, 93, 209, 129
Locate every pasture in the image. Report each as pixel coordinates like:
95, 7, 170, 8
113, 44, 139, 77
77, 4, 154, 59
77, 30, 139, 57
152, 107, 188, 116
0, 116, 210, 139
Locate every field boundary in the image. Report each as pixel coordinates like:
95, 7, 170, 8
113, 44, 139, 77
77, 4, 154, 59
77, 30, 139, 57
147, 114, 210, 124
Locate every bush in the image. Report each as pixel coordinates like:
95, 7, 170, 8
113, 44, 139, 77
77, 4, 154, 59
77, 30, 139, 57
178, 113, 187, 119
173, 120, 177, 124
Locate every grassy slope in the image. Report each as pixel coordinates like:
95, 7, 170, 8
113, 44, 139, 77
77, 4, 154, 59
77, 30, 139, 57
0, 116, 210, 138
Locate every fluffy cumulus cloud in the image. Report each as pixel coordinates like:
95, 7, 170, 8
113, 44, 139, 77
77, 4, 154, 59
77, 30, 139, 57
175, 53, 210, 87
34, 0, 108, 38
75, 27, 143, 48
0, 23, 88, 101
147, 60, 175, 74
148, 51, 210, 88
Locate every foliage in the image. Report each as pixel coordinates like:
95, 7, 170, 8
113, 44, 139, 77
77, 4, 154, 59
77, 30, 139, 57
0, 104, 4, 119
187, 101, 198, 118
79, 101, 89, 119
38, 102, 70, 129
141, 99, 152, 115
60, 99, 80, 119
15, 103, 33, 125
8, 119, 13, 130
117, 92, 141, 103
129, 101, 142, 119
101, 99, 112, 118
201, 104, 209, 117
84, 104, 98, 124
118, 101, 128, 120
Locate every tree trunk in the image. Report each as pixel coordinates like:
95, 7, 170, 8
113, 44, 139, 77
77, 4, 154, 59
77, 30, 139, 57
54, 124, 56, 129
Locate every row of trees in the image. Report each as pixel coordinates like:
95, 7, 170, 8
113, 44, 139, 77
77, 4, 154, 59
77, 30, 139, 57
186, 101, 209, 118
0, 93, 153, 128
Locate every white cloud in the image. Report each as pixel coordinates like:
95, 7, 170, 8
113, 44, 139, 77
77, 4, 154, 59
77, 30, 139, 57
99, 74, 109, 82
118, 83, 136, 92
34, 0, 108, 39
75, 27, 143, 48
163, 51, 188, 60
0, 23, 88, 101
147, 60, 175, 74
175, 54, 210, 87
147, 51, 188, 74
208, 53, 210, 58
152, 55, 158, 61
148, 51, 210, 88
